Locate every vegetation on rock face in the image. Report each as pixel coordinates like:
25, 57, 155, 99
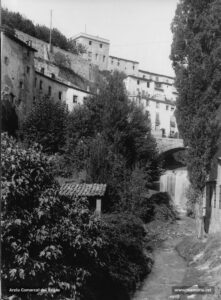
2, 8, 86, 55
170, 0, 221, 237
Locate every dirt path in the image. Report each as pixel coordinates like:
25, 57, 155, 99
132, 216, 195, 300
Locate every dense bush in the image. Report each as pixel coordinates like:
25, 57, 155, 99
2, 133, 103, 299
81, 213, 153, 300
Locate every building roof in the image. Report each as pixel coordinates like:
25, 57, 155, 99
139, 69, 175, 80
36, 71, 93, 95
109, 55, 139, 64
4, 30, 37, 52
71, 32, 110, 44
126, 75, 152, 82
60, 183, 107, 198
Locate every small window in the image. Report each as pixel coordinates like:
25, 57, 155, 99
19, 81, 23, 89
111, 60, 113, 65
171, 106, 175, 111
73, 95, 78, 103
137, 80, 140, 85
48, 86, 51, 96
103, 55, 106, 62
41, 67, 45, 74
147, 82, 150, 88
143, 75, 146, 78
95, 53, 98, 60
117, 61, 120, 66
166, 105, 169, 110
100, 43, 103, 48
51, 73, 55, 79
33, 96, 36, 104
59, 91, 62, 100
132, 65, 135, 70
4, 56, 9, 65
27, 66, 30, 74
40, 80, 43, 90
89, 41, 92, 45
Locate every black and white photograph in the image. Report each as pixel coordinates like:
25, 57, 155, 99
0, 0, 221, 299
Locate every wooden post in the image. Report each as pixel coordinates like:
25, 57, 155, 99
95, 198, 101, 217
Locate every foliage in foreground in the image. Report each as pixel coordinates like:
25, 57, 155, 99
2, 133, 102, 299
2, 134, 153, 300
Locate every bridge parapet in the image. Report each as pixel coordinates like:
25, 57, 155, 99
156, 137, 184, 154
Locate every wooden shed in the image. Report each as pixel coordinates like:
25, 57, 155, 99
60, 182, 107, 216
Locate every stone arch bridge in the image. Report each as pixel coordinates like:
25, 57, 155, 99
155, 137, 185, 155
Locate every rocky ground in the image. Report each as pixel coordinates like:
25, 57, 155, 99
132, 215, 221, 300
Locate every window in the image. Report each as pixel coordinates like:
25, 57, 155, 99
51, 73, 55, 79
59, 91, 62, 100
95, 53, 98, 60
103, 55, 106, 62
4, 56, 9, 65
111, 60, 113, 65
19, 81, 23, 89
143, 75, 146, 78
73, 95, 78, 103
48, 86, 51, 96
156, 76, 159, 82
100, 43, 103, 48
41, 67, 45, 74
27, 66, 30, 74
40, 80, 43, 90
219, 186, 221, 209
137, 80, 140, 85
155, 82, 162, 89
33, 96, 36, 104
171, 106, 175, 111
147, 82, 150, 88
117, 61, 120, 66
166, 105, 169, 110
89, 41, 92, 45
132, 65, 135, 70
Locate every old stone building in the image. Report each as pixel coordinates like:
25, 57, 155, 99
108, 56, 139, 76
1, 30, 36, 124
70, 32, 110, 71
124, 73, 178, 138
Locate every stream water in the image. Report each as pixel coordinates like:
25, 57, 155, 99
132, 217, 194, 300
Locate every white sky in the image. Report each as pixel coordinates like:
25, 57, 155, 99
2, 0, 179, 77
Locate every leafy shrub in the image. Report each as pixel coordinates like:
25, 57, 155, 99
185, 185, 199, 218
81, 213, 153, 300
2, 133, 103, 299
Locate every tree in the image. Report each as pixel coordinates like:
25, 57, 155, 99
2, 8, 86, 55
171, 0, 221, 237
1, 133, 103, 299
22, 96, 68, 154
65, 71, 160, 211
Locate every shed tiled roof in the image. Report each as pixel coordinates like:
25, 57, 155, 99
60, 183, 107, 198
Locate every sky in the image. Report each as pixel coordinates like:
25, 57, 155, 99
2, 0, 179, 77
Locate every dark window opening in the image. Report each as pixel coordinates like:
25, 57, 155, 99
59, 91, 62, 100
137, 80, 140, 85
48, 86, 52, 96
100, 43, 103, 48
117, 61, 120, 66
51, 73, 55, 79
19, 81, 23, 89
147, 82, 150, 88
4, 56, 9, 65
103, 55, 106, 62
73, 95, 78, 103
41, 67, 45, 74
133, 65, 135, 70
27, 66, 30, 74
89, 41, 92, 45
40, 80, 43, 90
